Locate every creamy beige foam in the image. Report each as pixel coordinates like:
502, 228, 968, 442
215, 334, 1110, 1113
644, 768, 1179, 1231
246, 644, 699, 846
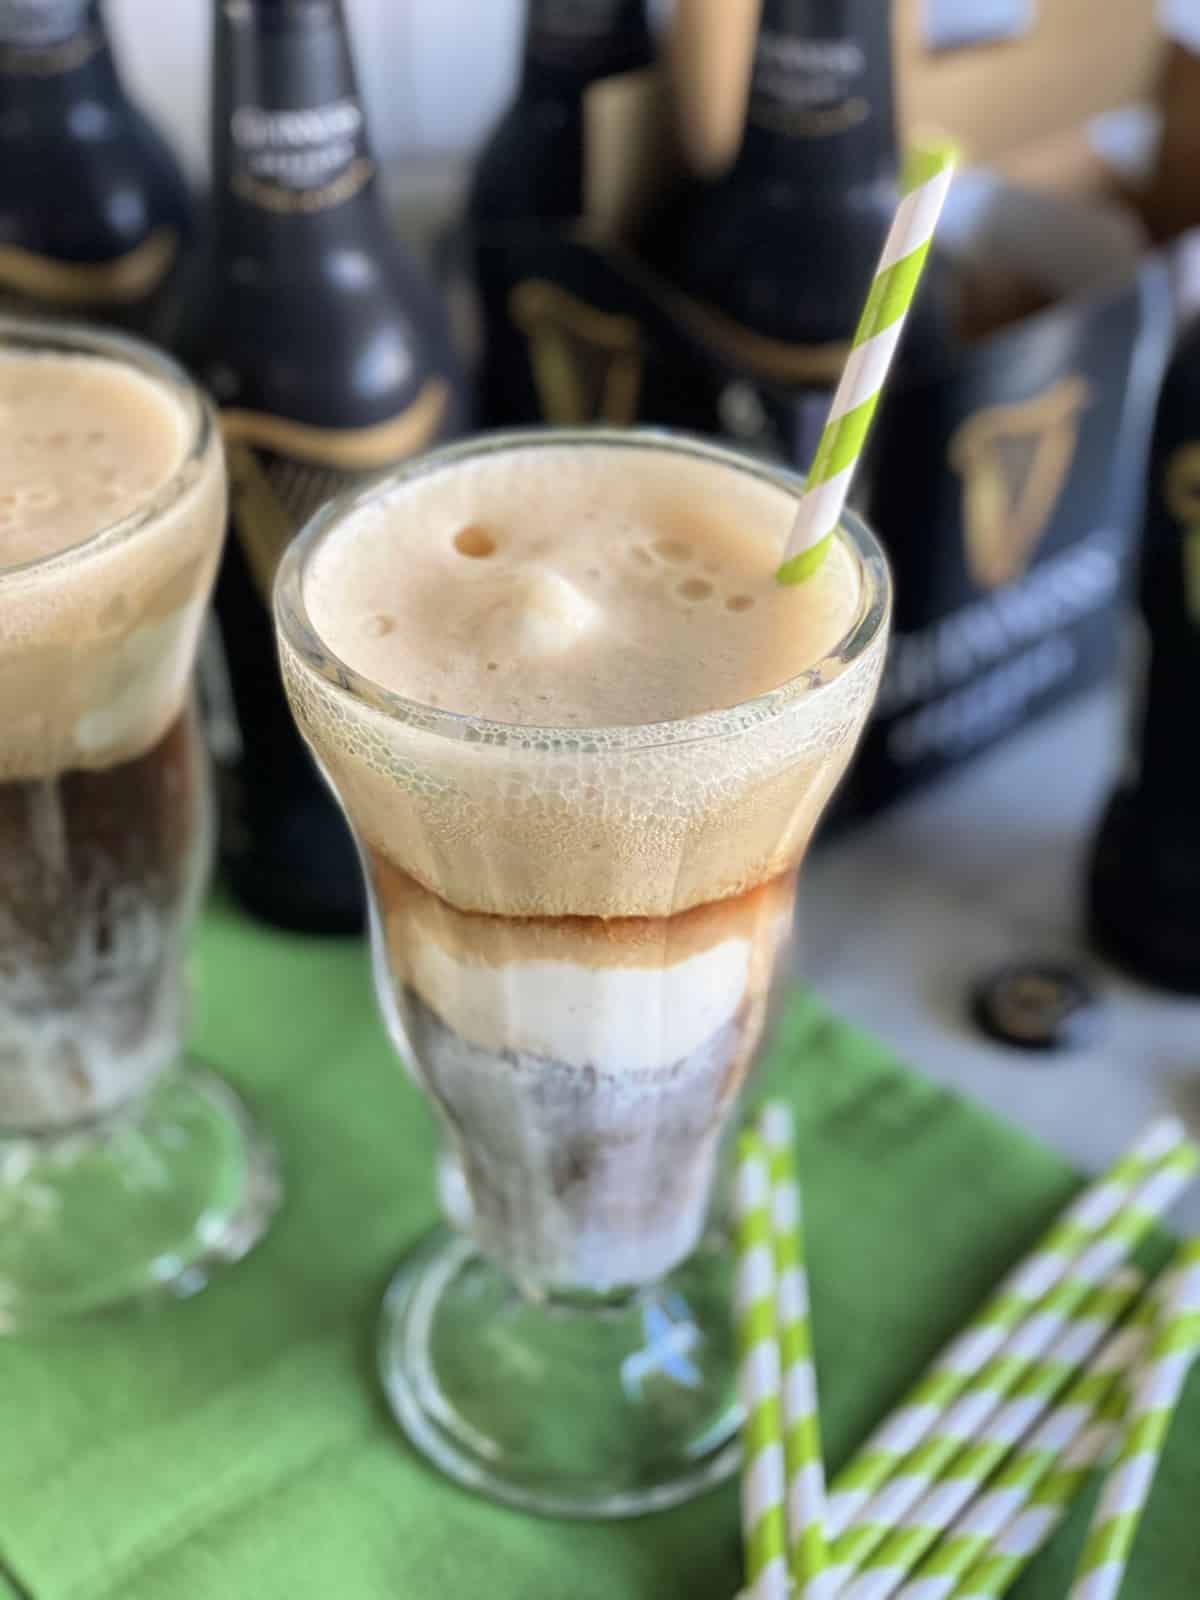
0, 350, 225, 780
284, 441, 885, 920
304, 443, 860, 726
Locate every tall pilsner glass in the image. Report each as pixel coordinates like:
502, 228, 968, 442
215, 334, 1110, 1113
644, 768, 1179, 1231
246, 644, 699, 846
0, 320, 279, 1328
275, 430, 889, 1516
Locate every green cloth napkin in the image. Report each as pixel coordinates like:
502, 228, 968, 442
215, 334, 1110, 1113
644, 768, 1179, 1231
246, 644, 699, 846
1, 898, 1197, 1600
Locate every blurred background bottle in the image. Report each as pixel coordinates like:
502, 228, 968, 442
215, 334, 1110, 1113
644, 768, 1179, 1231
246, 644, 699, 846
0, 0, 193, 335
467, 0, 653, 228
1088, 312, 1200, 993
650, 0, 957, 467
179, 0, 467, 934
466, 0, 654, 425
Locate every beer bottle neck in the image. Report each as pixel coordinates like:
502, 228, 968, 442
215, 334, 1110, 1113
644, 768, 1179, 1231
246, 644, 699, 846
519, 0, 652, 98
733, 0, 898, 196
211, 0, 385, 255
0, 1, 123, 108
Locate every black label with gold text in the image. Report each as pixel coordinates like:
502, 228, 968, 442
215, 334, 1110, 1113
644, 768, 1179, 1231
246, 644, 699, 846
229, 93, 372, 213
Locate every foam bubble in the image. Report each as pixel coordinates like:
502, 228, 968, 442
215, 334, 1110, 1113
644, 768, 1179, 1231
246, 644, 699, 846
453, 524, 497, 559
654, 538, 692, 563
472, 571, 601, 659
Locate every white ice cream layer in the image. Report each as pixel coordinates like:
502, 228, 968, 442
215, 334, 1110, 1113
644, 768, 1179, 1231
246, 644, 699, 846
407, 936, 752, 1070
74, 606, 195, 759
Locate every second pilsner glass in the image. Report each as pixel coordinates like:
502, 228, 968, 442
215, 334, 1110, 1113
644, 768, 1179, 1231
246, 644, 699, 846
0, 319, 279, 1328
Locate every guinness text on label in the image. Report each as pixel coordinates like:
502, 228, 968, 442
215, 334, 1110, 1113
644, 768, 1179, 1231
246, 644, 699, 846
876, 529, 1122, 720
750, 28, 866, 118
231, 98, 363, 188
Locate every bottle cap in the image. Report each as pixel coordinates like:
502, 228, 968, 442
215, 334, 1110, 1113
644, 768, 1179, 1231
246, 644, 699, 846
971, 959, 1104, 1054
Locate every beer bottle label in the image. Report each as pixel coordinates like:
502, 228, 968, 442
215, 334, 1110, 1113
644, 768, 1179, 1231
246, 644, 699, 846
229, 89, 373, 214
215, 41, 462, 595
220, 389, 454, 601
747, 23, 869, 137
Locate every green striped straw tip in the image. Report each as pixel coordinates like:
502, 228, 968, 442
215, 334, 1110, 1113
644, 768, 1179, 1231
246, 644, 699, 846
902, 137, 963, 193
758, 1099, 798, 1163
1068, 1242, 1200, 1600
776, 147, 955, 586
1058, 1119, 1192, 1235
734, 1133, 789, 1600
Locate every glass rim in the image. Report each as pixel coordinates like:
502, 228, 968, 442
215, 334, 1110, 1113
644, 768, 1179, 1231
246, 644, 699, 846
274, 426, 892, 753
0, 314, 216, 586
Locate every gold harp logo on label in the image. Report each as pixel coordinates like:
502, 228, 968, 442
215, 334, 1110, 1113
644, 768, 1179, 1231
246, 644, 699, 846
949, 374, 1093, 591
510, 279, 644, 426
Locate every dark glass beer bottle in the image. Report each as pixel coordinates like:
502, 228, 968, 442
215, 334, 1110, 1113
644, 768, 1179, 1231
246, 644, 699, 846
657, 0, 954, 463
0, 0, 193, 333
467, 0, 653, 228
182, 0, 467, 933
1088, 316, 1200, 992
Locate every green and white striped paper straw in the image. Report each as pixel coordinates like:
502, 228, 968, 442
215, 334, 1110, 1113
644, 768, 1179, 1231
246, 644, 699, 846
951, 1282, 1167, 1598
826, 1118, 1193, 1539
734, 1132, 789, 1600
1068, 1240, 1200, 1600
776, 145, 955, 585
837, 1271, 1144, 1600
759, 1103, 834, 1600
951, 1400, 1124, 1597
896, 1278, 1155, 1600
826, 1135, 1198, 1589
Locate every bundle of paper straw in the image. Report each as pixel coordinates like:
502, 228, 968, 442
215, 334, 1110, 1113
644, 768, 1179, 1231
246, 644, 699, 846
732, 1110, 1200, 1600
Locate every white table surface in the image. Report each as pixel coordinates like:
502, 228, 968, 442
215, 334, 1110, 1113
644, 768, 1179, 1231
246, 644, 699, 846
800, 687, 1200, 1233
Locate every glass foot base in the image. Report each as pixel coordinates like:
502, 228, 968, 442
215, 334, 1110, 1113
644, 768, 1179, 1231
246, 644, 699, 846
0, 1063, 281, 1331
379, 1228, 741, 1519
